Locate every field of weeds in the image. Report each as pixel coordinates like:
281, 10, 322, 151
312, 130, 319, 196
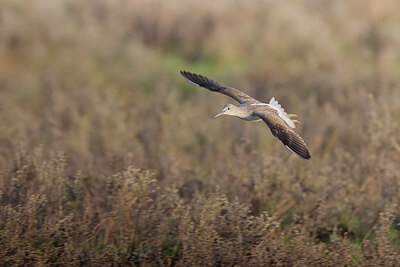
1, 0, 400, 265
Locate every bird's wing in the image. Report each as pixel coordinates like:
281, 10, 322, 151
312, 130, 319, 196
253, 109, 311, 159
180, 70, 257, 104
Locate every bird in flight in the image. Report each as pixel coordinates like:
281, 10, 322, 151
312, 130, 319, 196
180, 70, 311, 159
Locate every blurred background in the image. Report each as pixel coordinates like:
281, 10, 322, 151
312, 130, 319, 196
1, 0, 400, 265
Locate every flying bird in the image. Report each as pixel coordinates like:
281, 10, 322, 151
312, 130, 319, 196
180, 70, 311, 159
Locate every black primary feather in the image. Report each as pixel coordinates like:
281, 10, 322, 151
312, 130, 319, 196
180, 71, 226, 92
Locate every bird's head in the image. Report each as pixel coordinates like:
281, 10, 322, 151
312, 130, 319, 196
213, 104, 237, 118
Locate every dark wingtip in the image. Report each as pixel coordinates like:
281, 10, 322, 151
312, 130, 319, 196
290, 146, 311, 160
299, 146, 311, 159
293, 145, 311, 160
302, 145, 311, 159
298, 148, 311, 160
284, 132, 311, 160
180, 70, 193, 79
180, 70, 194, 81
180, 70, 201, 87
179, 70, 224, 92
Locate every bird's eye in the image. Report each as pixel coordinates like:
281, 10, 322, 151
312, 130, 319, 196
228, 107, 230, 110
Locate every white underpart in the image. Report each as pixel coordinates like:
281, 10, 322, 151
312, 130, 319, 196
250, 98, 296, 128
267, 97, 296, 129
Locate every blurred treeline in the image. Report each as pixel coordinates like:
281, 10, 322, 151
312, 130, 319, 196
1, 0, 400, 265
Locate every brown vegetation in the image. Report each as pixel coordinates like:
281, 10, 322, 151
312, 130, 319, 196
1, 0, 400, 265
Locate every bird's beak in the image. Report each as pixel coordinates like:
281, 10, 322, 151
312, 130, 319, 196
213, 111, 224, 118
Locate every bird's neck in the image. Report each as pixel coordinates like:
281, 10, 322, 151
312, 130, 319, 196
232, 106, 252, 119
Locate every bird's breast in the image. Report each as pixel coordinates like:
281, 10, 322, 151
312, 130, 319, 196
240, 114, 262, 121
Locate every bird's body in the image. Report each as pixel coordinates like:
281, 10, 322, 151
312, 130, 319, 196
180, 70, 311, 159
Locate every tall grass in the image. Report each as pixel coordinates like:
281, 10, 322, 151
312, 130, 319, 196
1, 0, 400, 265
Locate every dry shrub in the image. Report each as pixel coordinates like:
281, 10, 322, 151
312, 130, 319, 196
1, 0, 400, 265
1, 146, 400, 265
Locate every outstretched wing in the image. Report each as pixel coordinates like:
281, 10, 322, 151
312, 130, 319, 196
180, 71, 257, 104
253, 109, 311, 159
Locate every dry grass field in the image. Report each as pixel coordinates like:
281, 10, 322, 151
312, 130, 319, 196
1, 0, 400, 265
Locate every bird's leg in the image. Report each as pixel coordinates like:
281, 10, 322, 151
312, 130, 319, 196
288, 114, 299, 123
